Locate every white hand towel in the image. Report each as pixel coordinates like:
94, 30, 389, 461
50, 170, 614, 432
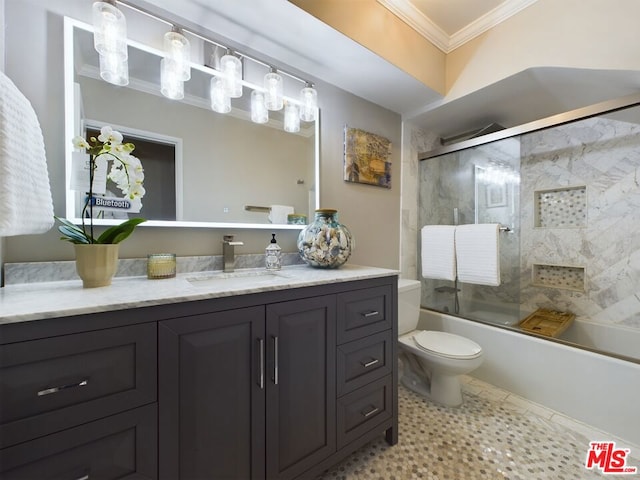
268, 205, 294, 224
0, 71, 54, 236
455, 224, 501, 286
420, 225, 456, 281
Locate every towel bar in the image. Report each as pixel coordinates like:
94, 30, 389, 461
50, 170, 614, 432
244, 205, 271, 213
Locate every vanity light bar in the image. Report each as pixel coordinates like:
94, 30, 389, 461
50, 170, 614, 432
113, 0, 316, 88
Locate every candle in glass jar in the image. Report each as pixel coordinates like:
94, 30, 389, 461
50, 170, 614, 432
147, 253, 176, 279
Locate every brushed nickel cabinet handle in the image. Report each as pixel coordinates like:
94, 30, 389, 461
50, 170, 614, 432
361, 358, 379, 368
258, 338, 265, 390
272, 336, 279, 385
37, 379, 88, 397
362, 406, 379, 418
362, 311, 379, 318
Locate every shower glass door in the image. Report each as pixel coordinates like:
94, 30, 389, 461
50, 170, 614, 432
418, 137, 522, 327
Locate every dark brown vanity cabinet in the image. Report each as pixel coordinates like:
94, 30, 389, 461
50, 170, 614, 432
0, 275, 397, 480
0, 322, 158, 479
159, 296, 337, 480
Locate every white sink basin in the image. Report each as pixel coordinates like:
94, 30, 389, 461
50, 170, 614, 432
187, 269, 289, 288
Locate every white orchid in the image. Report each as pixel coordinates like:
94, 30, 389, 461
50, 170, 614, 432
72, 135, 90, 150
98, 125, 123, 145
60, 126, 146, 244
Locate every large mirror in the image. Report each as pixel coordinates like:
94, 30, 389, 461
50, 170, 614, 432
64, 18, 319, 229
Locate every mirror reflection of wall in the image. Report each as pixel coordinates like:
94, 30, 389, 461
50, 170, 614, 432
66, 20, 318, 228
82, 126, 178, 221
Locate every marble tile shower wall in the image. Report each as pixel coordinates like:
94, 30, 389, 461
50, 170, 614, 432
520, 116, 640, 330
400, 124, 439, 280
415, 114, 640, 331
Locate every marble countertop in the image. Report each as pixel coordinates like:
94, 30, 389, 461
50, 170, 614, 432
0, 264, 398, 325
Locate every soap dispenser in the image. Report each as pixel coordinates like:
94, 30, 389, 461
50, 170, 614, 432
265, 233, 282, 271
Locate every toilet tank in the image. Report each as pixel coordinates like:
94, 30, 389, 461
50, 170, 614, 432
398, 279, 421, 335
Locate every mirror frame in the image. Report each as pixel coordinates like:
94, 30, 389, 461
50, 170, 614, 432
63, 17, 320, 230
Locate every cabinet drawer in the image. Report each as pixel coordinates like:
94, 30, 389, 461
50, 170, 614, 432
337, 376, 392, 449
0, 403, 157, 480
337, 331, 392, 396
0, 322, 157, 448
337, 285, 392, 344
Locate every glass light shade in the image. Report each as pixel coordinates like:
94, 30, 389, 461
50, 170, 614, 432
221, 54, 243, 98
284, 102, 300, 133
264, 70, 283, 111
210, 76, 231, 114
251, 90, 269, 124
160, 58, 184, 100
92, 1, 127, 61
99, 52, 129, 86
163, 30, 190, 81
299, 85, 318, 122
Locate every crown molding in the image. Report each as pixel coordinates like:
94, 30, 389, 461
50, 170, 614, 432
377, 0, 450, 52
377, 0, 538, 53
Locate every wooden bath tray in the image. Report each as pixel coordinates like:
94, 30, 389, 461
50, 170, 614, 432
519, 308, 575, 337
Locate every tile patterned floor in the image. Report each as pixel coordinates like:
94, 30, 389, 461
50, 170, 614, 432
319, 377, 640, 479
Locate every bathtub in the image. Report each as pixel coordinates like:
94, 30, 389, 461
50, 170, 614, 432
419, 308, 640, 447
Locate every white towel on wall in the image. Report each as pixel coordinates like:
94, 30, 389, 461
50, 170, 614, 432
0, 71, 54, 236
420, 225, 456, 281
268, 205, 294, 224
455, 223, 501, 286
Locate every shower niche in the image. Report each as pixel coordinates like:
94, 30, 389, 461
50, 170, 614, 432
534, 186, 587, 228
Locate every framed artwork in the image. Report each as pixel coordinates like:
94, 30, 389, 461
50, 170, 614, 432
486, 184, 507, 207
343, 126, 392, 188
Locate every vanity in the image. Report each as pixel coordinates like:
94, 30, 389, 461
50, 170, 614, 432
0, 265, 398, 479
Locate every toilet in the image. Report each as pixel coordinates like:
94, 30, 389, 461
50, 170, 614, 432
397, 279, 483, 407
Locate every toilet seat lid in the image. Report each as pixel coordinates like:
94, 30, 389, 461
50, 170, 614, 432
413, 331, 482, 358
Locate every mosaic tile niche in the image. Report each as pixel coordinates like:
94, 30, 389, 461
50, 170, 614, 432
532, 264, 585, 292
534, 186, 586, 228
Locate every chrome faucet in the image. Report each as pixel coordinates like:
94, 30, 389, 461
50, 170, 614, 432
222, 235, 244, 272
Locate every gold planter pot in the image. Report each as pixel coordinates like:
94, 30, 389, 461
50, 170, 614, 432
74, 244, 120, 288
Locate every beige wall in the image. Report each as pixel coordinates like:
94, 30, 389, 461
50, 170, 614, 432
290, 0, 446, 96
293, 0, 640, 103
2, 0, 401, 271
446, 0, 640, 101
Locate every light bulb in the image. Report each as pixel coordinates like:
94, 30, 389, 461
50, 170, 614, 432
299, 84, 317, 122
163, 29, 190, 81
92, 1, 127, 61
99, 52, 129, 86
210, 76, 231, 114
251, 90, 269, 124
284, 102, 300, 133
221, 53, 242, 98
264, 68, 283, 111
161, 58, 184, 100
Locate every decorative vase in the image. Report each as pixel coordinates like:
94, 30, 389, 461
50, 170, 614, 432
74, 244, 120, 288
297, 209, 353, 268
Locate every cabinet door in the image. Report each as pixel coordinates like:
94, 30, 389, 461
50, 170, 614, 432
0, 404, 157, 480
265, 296, 336, 480
159, 306, 265, 480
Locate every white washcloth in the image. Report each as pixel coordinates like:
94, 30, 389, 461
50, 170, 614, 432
455, 224, 501, 286
0, 71, 54, 236
420, 225, 456, 281
268, 205, 294, 224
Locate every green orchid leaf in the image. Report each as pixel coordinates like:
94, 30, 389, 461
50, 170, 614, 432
96, 218, 146, 244
55, 216, 92, 244
58, 225, 91, 244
